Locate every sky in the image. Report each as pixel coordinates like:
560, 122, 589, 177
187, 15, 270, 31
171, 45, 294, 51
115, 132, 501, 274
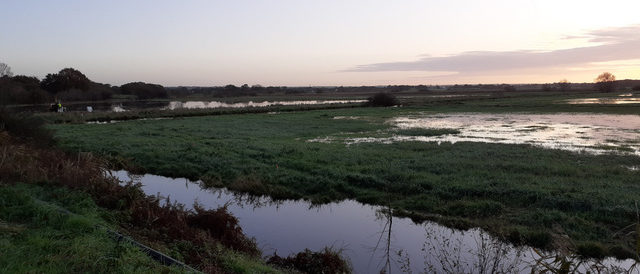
1, 0, 639, 86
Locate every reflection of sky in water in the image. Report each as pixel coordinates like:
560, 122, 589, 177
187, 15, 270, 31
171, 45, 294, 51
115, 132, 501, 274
566, 98, 640, 104
163, 100, 366, 110
313, 113, 640, 156
111, 105, 127, 112
112, 170, 635, 273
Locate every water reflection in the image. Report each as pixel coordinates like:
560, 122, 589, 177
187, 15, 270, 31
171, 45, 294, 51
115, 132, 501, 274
566, 98, 640, 104
111, 170, 636, 273
163, 100, 367, 110
311, 113, 640, 156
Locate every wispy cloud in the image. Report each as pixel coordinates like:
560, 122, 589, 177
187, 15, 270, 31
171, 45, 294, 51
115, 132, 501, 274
348, 25, 640, 76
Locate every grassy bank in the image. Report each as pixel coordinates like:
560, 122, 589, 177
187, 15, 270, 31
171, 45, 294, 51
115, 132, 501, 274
0, 124, 291, 273
51, 103, 640, 260
0, 183, 184, 273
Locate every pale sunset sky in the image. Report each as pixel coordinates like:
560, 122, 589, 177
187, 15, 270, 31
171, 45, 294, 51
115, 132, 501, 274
1, 0, 639, 86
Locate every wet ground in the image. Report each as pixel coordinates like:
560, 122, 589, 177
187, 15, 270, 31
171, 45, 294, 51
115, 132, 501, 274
162, 100, 366, 110
10, 99, 366, 112
565, 93, 640, 104
313, 113, 640, 156
566, 98, 640, 104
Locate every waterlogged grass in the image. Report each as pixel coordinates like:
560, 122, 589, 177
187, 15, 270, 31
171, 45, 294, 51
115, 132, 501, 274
51, 106, 640, 259
393, 128, 460, 136
0, 183, 184, 273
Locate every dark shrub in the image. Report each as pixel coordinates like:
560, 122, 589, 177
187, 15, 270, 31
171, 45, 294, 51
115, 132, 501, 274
0, 108, 53, 146
523, 230, 552, 248
366, 92, 397, 107
576, 242, 606, 259
632, 85, 640, 91
120, 82, 168, 99
503, 84, 516, 92
0, 76, 51, 105
267, 248, 351, 274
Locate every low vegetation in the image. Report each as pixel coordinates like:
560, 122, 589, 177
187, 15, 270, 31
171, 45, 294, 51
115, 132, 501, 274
1, 109, 354, 273
0, 183, 183, 273
366, 92, 398, 107
51, 104, 640, 260
0, 111, 274, 273
267, 248, 351, 273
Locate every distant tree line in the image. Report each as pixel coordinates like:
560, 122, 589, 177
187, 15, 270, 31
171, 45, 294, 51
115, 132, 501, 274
2, 60, 639, 107
120, 82, 167, 99
0, 62, 169, 105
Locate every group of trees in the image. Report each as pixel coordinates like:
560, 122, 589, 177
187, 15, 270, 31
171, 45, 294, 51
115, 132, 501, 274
539, 73, 620, 93
120, 82, 168, 99
0, 59, 633, 107
0, 62, 168, 105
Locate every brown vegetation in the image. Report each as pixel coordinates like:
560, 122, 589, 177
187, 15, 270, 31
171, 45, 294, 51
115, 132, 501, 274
0, 114, 260, 273
267, 248, 351, 274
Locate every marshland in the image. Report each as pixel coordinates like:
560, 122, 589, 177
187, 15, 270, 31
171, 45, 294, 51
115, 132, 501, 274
38, 86, 640, 273
3, 1, 640, 273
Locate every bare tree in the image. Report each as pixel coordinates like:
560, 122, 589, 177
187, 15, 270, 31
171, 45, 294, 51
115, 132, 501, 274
0, 62, 13, 77
595, 72, 616, 92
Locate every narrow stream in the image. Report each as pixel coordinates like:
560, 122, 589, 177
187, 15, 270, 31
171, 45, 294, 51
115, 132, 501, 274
112, 170, 636, 273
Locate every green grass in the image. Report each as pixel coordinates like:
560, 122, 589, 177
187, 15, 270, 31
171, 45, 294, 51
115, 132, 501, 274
0, 183, 285, 273
0, 183, 186, 273
50, 94, 640, 259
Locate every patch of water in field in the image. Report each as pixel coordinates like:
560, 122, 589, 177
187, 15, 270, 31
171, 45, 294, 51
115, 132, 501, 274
426, 94, 490, 98
112, 170, 636, 274
111, 105, 127, 112
566, 98, 640, 104
316, 113, 640, 156
163, 100, 366, 110
85, 117, 170, 124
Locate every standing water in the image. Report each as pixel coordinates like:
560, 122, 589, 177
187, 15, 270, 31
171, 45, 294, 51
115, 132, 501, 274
163, 100, 367, 110
112, 170, 636, 273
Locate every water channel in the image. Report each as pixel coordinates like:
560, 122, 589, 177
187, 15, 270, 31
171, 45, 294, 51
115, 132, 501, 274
111, 170, 636, 273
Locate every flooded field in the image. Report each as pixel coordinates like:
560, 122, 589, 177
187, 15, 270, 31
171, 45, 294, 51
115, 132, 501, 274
566, 93, 640, 104
567, 98, 640, 104
11, 99, 366, 113
314, 113, 640, 156
162, 100, 366, 110
112, 170, 636, 273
